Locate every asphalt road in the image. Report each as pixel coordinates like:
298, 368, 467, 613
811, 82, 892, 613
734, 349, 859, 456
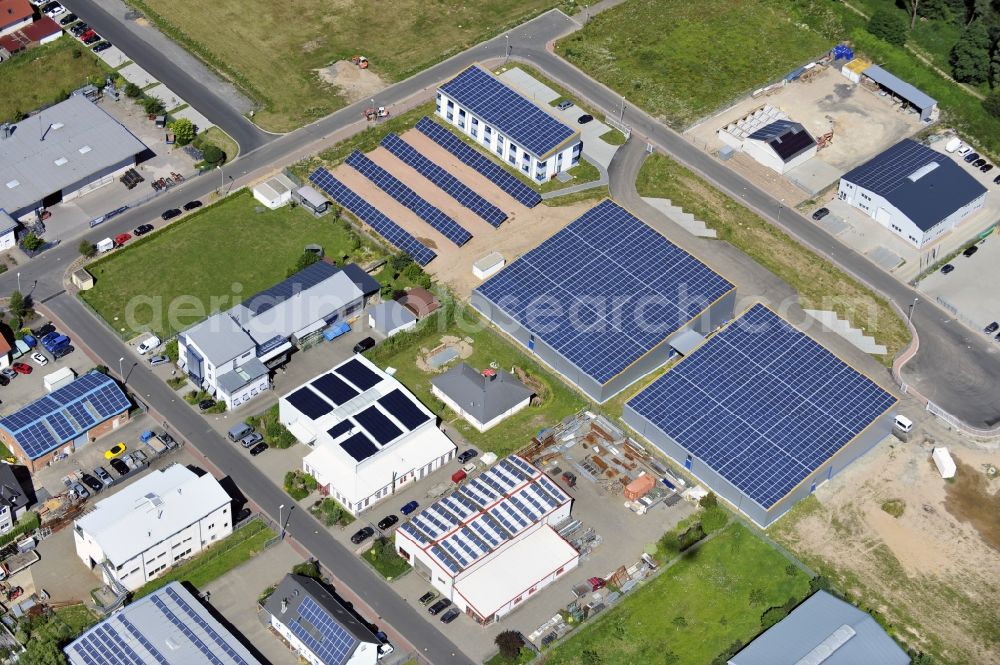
62, 0, 272, 153
504, 46, 1000, 429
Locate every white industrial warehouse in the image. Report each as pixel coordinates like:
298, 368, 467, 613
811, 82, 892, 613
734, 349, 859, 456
282, 355, 455, 515
395, 454, 578, 624
73, 465, 233, 591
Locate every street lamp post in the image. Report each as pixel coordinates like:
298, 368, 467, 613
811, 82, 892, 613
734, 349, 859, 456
777, 198, 785, 225
505, 34, 510, 65
279, 503, 286, 540
217, 165, 223, 191
16, 272, 20, 293
908, 297, 919, 323
118, 356, 125, 381
619, 96, 625, 123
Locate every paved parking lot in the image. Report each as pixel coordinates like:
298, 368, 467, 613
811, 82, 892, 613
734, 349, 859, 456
0, 348, 95, 424
917, 232, 1000, 334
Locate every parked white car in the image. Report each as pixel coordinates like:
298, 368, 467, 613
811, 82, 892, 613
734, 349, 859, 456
136, 335, 161, 355
30, 352, 48, 366
42, 2, 65, 18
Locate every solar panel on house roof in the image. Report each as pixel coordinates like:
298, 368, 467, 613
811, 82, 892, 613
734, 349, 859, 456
345, 150, 473, 247
380, 133, 507, 227
439, 65, 576, 158
287, 596, 358, 665
311, 373, 358, 406
286, 387, 333, 420
354, 405, 403, 446
475, 199, 733, 385
335, 358, 382, 391
340, 431, 380, 463
626, 304, 896, 509
163, 587, 253, 665
309, 168, 437, 266
415, 117, 542, 207
377, 388, 430, 430
326, 420, 354, 441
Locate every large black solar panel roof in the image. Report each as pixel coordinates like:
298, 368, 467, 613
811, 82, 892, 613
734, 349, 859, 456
286, 387, 333, 420
475, 199, 733, 385
626, 304, 896, 509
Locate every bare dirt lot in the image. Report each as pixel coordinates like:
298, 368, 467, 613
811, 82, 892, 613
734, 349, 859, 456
316, 60, 388, 104
686, 66, 924, 200
772, 416, 1000, 665
329, 127, 592, 297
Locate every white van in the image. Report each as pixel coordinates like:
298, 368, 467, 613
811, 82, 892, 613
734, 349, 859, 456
96, 238, 115, 253
894, 415, 913, 433
136, 335, 161, 355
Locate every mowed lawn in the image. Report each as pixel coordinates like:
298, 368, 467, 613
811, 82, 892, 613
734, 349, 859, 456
544, 523, 811, 665
0, 38, 107, 123
555, 0, 832, 128
81, 190, 362, 338
367, 305, 587, 457
130, 0, 557, 131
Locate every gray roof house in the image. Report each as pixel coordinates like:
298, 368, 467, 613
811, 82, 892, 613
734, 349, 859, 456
65, 582, 262, 665
368, 300, 417, 338
729, 591, 910, 665
0, 463, 33, 534
0, 96, 148, 219
263, 574, 382, 665
431, 363, 533, 432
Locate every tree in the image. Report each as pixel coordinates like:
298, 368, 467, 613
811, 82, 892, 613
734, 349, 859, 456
286, 251, 320, 277
291, 560, 322, 580
984, 88, 1000, 118
78, 238, 96, 257
950, 23, 990, 83
992, 49, 1000, 89
201, 144, 225, 165
8, 290, 29, 318
867, 9, 908, 46
21, 232, 43, 252
495, 630, 524, 658
907, 0, 920, 29
142, 96, 165, 115
124, 82, 142, 98
170, 118, 196, 146
699, 492, 718, 509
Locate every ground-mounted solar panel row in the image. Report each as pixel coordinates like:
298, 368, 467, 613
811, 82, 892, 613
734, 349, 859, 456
345, 150, 472, 247
308, 168, 436, 266
380, 133, 508, 228
415, 117, 542, 208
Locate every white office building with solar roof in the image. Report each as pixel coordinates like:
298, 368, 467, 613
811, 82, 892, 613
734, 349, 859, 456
395, 455, 578, 624
283, 355, 456, 516
65, 582, 262, 665
73, 465, 233, 591
623, 304, 897, 528
436, 65, 581, 183
471, 199, 737, 403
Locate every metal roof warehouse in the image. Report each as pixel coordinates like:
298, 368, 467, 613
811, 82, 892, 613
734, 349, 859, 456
0, 95, 148, 219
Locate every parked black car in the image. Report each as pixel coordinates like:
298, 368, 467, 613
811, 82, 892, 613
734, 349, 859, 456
418, 591, 437, 605
973, 158, 986, 168
940, 264, 955, 274
81, 474, 103, 494
982, 164, 994, 173
53, 345, 74, 359
198, 398, 216, 411
0, 374, 9, 387
109, 458, 129, 476
161, 208, 182, 221
440, 607, 461, 624
32, 323, 55, 338
133, 223, 154, 236
249, 442, 268, 456
92, 41, 112, 53
183, 200, 203, 211
811, 207, 830, 221
427, 598, 452, 615
577, 114, 594, 124
69, 22, 88, 36
963, 245, 979, 257
350, 526, 375, 545
457, 449, 478, 464
59, 13, 77, 25
353, 337, 376, 354
984, 322, 999, 334
964, 152, 980, 163
994, 174, 1000, 185
377, 514, 398, 530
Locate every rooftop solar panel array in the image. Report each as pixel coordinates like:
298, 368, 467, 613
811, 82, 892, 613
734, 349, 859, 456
378, 388, 431, 430
311, 373, 358, 406
335, 358, 382, 391
475, 199, 734, 385
415, 117, 542, 208
439, 65, 576, 158
398, 455, 571, 575
353, 405, 403, 445
287, 596, 358, 665
340, 431, 380, 463
345, 150, 472, 247
0, 372, 130, 460
286, 386, 333, 420
380, 133, 507, 227
309, 168, 437, 266
626, 304, 896, 509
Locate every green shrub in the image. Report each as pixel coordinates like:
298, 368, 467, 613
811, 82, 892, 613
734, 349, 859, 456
124, 82, 142, 98
867, 9, 907, 46
284, 471, 317, 500
202, 144, 225, 165
701, 506, 728, 533
78, 239, 96, 258
291, 560, 322, 579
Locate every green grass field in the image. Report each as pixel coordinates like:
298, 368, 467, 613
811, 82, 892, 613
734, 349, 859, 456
367, 304, 587, 457
54, 604, 98, 635
556, 0, 833, 128
0, 39, 107, 123
80, 190, 368, 338
127, 0, 558, 131
636, 154, 910, 365
132, 521, 275, 599
544, 523, 811, 664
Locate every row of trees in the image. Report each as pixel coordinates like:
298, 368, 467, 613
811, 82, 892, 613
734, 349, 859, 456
866, 0, 1000, 116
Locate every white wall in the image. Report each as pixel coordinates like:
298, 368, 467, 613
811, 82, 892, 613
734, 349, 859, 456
456, 554, 579, 623
436, 92, 581, 183
219, 374, 270, 410
743, 139, 816, 174
269, 615, 378, 665
0, 16, 31, 37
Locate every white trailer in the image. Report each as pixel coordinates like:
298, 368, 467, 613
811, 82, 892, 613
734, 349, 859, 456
44, 367, 76, 393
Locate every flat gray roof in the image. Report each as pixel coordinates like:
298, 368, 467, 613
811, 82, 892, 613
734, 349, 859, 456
863, 65, 936, 111
431, 363, 532, 424
183, 313, 256, 366
65, 582, 262, 665
0, 96, 147, 214
369, 300, 416, 335
217, 357, 269, 394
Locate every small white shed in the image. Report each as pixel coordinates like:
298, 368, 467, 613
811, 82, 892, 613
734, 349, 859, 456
252, 174, 297, 209
473, 251, 505, 280
932, 447, 956, 479
44, 367, 76, 393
